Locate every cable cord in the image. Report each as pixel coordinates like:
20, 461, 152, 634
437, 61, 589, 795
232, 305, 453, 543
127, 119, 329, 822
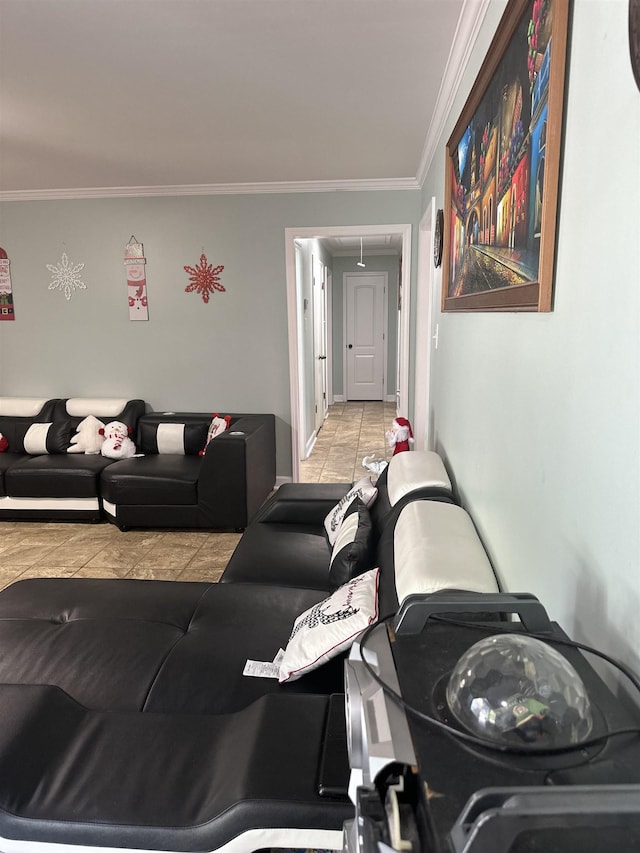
431, 613, 640, 696
357, 616, 640, 757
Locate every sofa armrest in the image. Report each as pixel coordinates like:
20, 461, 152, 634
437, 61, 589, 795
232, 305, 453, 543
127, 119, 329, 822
253, 483, 352, 526
197, 415, 276, 529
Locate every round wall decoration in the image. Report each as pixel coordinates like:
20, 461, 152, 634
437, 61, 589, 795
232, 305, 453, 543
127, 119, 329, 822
631, 0, 640, 92
434, 208, 444, 268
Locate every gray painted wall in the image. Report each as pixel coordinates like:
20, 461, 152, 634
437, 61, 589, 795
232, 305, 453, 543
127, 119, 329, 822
420, 0, 640, 682
0, 191, 420, 477
330, 253, 400, 399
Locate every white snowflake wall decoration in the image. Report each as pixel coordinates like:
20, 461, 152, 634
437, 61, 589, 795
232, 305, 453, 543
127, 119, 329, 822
47, 252, 86, 300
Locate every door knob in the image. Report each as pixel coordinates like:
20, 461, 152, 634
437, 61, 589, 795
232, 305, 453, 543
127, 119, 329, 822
348, 344, 353, 349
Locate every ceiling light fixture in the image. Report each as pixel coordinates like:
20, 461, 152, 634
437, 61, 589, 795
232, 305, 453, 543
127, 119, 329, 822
357, 238, 366, 268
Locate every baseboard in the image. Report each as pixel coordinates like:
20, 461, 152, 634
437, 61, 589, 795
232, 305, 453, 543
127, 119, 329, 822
305, 432, 317, 459
275, 475, 292, 488
333, 395, 394, 404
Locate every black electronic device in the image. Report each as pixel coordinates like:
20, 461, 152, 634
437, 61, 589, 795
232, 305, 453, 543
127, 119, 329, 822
344, 592, 640, 853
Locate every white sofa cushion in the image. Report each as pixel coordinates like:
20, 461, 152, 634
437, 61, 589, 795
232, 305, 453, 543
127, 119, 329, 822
66, 398, 130, 418
0, 397, 50, 417
393, 501, 499, 606
386, 450, 452, 507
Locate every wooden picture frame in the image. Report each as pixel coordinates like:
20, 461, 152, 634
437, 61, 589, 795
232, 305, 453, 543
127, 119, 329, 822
442, 0, 570, 312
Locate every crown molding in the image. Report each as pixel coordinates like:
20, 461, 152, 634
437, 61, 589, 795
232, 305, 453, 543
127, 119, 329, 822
0, 176, 420, 203
415, 0, 492, 187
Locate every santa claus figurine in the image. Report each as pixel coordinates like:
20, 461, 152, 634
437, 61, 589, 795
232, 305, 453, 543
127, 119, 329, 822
386, 416, 414, 455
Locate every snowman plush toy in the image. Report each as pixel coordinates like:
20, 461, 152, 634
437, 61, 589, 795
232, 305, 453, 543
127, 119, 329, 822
100, 421, 136, 460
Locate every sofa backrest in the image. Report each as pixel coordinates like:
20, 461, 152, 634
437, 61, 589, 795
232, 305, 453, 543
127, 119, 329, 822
137, 413, 214, 455
370, 450, 455, 541
0, 398, 61, 450
375, 498, 500, 616
0, 397, 59, 419
136, 412, 271, 457
54, 398, 146, 431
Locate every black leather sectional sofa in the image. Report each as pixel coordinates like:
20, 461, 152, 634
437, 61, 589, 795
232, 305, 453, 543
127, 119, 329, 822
0, 397, 276, 529
0, 450, 500, 853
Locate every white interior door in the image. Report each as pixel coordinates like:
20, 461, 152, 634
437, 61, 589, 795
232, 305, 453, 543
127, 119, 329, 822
345, 272, 386, 400
313, 256, 328, 432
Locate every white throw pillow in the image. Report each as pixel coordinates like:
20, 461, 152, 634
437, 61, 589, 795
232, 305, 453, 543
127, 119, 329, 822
278, 568, 380, 683
67, 415, 105, 454
323, 476, 378, 545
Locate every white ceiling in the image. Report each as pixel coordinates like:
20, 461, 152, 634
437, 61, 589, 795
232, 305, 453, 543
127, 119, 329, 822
0, 0, 475, 199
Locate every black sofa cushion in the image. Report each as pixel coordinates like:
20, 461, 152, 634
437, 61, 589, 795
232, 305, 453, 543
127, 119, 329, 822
4, 453, 114, 498
101, 454, 202, 505
221, 521, 334, 589
0, 577, 353, 850
0, 686, 351, 851
0, 578, 344, 715
253, 482, 351, 525
143, 582, 346, 714
220, 483, 352, 589
0, 453, 23, 495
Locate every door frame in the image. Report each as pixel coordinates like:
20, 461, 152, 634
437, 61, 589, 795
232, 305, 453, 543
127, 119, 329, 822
285, 223, 412, 482
313, 255, 329, 433
343, 270, 388, 402
413, 198, 439, 451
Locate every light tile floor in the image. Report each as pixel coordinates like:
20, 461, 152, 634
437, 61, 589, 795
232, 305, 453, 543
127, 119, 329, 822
0, 401, 396, 591
300, 400, 396, 484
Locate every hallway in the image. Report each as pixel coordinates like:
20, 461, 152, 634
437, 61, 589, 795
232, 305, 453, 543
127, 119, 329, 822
299, 400, 397, 483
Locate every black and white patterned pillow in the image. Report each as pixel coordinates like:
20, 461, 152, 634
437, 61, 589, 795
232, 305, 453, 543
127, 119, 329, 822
138, 421, 208, 455
278, 568, 380, 683
17, 421, 74, 455
323, 475, 378, 545
328, 498, 374, 588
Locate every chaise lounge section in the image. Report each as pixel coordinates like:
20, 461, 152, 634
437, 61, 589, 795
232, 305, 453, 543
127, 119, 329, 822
101, 411, 276, 530
0, 450, 500, 852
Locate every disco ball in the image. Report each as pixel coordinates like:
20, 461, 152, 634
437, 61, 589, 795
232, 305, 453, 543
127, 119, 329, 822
446, 633, 593, 750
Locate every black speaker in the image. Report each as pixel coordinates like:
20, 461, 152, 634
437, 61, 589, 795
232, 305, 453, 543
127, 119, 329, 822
349, 592, 640, 853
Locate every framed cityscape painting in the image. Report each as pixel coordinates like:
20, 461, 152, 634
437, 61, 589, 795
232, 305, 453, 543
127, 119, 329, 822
442, 0, 570, 312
